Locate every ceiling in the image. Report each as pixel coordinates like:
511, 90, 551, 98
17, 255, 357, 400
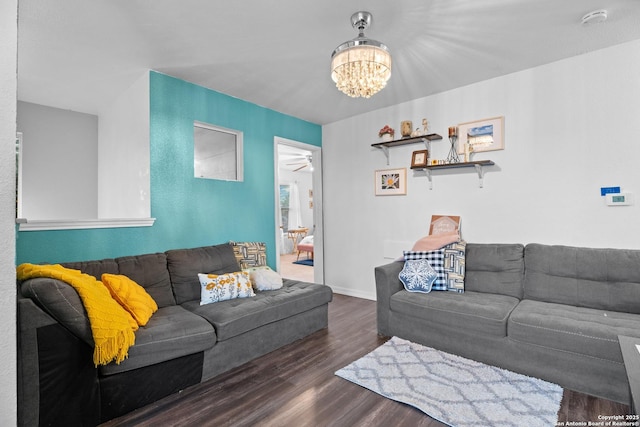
17, 0, 640, 126
278, 144, 313, 173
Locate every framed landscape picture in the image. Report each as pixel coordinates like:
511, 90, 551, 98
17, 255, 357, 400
457, 116, 504, 154
374, 168, 406, 196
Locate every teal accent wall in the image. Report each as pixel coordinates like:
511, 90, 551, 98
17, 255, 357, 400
16, 71, 321, 266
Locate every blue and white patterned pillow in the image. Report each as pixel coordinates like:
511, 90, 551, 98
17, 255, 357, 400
404, 250, 446, 290
399, 259, 438, 293
404, 241, 466, 293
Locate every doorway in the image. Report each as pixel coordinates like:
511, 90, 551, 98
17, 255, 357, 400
274, 137, 323, 284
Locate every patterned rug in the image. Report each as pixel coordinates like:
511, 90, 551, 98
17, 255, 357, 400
292, 259, 313, 266
335, 337, 562, 427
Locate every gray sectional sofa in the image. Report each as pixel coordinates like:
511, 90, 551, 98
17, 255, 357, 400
376, 243, 640, 405
17, 243, 333, 426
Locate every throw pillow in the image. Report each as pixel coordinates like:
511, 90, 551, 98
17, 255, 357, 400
443, 241, 466, 292
398, 259, 438, 293
229, 241, 267, 269
243, 266, 283, 291
411, 231, 460, 251
101, 273, 158, 327
404, 249, 446, 290
198, 271, 256, 306
404, 241, 466, 293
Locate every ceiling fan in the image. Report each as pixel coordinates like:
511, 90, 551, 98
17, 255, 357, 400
287, 154, 312, 172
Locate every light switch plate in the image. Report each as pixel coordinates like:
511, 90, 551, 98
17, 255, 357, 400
605, 193, 633, 206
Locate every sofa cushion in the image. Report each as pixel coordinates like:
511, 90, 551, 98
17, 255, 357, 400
389, 290, 520, 338
181, 279, 333, 341
509, 299, 640, 363
465, 243, 524, 299
61, 259, 119, 281
524, 244, 640, 313
166, 244, 241, 305
99, 305, 216, 376
116, 253, 176, 308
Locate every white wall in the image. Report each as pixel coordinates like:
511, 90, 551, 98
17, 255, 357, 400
98, 71, 150, 218
322, 39, 640, 300
17, 101, 99, 220
0, 0, 18, 424
15, 72, 150, 222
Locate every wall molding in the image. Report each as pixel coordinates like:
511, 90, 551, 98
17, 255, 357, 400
17, 217, 156, 231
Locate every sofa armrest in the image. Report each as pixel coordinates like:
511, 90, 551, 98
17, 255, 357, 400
18, 295, 100, 427
375, 261, 405, 336
18, 296, 57, 427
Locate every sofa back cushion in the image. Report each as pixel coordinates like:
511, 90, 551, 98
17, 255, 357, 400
61, 259, 119, 280
116, 253, 176, 308
465, 243, 524, 299
166, 244, 241, 304
524, 243, 640, 313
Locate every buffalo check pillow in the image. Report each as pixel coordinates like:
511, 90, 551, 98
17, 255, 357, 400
403, 241, 466, 293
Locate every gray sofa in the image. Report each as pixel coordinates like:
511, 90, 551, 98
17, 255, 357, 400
375, 243, 640, 405
17, 243, 332, 426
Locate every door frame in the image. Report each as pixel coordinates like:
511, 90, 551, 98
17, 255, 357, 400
274, 137, 323, 284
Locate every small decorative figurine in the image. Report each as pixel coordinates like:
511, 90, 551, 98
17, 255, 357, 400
422, 118, 429, 134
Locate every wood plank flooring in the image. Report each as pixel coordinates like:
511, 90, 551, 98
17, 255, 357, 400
101, 294, 630, 426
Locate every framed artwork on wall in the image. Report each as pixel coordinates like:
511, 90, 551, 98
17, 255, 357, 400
410, 150, 429, 169
457, 116, 504, 154
374, 168, 407, 196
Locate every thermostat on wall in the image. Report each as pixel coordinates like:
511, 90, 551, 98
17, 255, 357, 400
605, 193, 634, 206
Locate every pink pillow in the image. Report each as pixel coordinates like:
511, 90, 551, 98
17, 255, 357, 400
411, 231, 460, 251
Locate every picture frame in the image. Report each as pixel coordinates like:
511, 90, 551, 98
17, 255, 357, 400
410, 150, 429, 169
429, 215, 461, 235
374, 168, 407, 196
457, 116, 504, 154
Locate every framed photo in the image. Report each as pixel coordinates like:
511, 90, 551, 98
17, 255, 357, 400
457, 116, 504, 154
374, 168, 406, 196
410, 150, 429, 169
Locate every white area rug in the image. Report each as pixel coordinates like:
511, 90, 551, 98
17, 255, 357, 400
335, 337, 562, 427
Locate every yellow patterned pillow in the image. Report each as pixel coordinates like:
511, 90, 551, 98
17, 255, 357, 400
101, 274, 158, 326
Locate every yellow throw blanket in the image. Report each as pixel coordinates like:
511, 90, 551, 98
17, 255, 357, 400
17, 263, 136, 366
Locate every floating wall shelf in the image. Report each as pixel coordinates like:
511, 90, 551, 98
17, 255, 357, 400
412, 160, 496, 190
372, 134, 443, 165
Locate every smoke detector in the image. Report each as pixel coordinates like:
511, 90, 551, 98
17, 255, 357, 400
581, 9, 608, 25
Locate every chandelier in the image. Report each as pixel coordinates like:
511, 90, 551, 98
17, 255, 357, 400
330, 11, 392, 98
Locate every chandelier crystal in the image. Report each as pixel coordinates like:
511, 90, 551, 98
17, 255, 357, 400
331, 11, 391, 98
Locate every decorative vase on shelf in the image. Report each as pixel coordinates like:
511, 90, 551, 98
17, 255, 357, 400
401, 121, 412, 138
378, 125, 395, 142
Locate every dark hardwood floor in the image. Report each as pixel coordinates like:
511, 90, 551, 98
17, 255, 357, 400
102, 294, 629, 426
